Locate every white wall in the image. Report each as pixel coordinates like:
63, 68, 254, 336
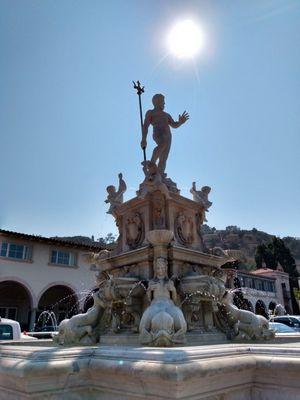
0, 234, 98, 328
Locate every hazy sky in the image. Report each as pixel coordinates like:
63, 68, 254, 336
0, 0, 299, 239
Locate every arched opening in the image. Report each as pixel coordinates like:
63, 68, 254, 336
242, 299, 254, 312
0, 280, 32, 330
37, 285, 78, 329
255, 300, 267, 318
233, 291, 254, 312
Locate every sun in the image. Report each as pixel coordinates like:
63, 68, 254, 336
167, 19, 205, 59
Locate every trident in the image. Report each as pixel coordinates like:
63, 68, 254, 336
133, 80, 146, 162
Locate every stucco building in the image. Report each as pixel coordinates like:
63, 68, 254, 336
223, 267, 292, 316
0, 229, 104, 331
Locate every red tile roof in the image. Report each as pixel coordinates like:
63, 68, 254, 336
0, 229, 109, 251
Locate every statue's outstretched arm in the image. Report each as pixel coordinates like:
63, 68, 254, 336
168, 111, 189, 128
190, 181, 196, 195
116, 173, 127, 197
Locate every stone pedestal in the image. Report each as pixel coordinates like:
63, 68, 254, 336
83, 168, 235, 346
1, 341, 300, 399
95, 235, 229, 340
113, 190, 206, 254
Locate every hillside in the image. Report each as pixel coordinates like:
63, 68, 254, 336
53, 227, 300, 268
201, 225, 300, 264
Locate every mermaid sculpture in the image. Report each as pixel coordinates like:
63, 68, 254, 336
139, 257, 187, 346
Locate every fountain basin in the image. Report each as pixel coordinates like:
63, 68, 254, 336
180, 275, 225, 299
1, 341, 300, 399
146, 229, 174, 246
112, 276, 146, 298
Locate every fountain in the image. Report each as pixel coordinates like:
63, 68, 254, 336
34, 289, 96, 332
36, 310, 58, 331
0, 86, 300, 399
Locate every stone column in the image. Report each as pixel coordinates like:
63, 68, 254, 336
203, 302, 214, 331
146, 230, 174, 272
29, 308, 37, 331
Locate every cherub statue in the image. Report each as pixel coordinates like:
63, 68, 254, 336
105, 173, 126, 217
138, 160, 171, 199
139, 257, 187, 346
141, 94, 189, 176
190, 182, 212, 222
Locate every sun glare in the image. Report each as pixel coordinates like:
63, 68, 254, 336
167, 20, 205, 59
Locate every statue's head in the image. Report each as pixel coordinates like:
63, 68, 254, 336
154, 257, 168, 279
106, 185, 116, 195
201, 186, 211, 194
152, 94, 165, 110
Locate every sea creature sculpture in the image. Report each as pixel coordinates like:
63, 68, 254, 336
53, 291, 105, 346
221, 291, 274, 340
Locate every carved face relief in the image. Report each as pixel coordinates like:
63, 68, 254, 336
125, 212, 144, 249
175, 211, 194, 245
154, 257, 168, 279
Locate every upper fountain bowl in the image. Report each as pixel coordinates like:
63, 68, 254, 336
146, 230, 174, 246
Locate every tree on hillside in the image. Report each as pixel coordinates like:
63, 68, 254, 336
257, 237, 299, 280
201, 224, 217, 234
255, 237, 299, 313
272, 237, 298, 277
225, 225, 241, 232
283, 236, 300, 259
97, 233, 116, 245
255, 243, 277, 269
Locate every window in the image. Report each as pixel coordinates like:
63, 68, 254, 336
290, 317, 300, 328
274, 317, 299, 329
0, 242, 32, 261
266, 281, 275, 292
258, 281, 264, 291
50, 250, 76, 266
0, 324, 13, 340
0, 307, 17, 320
254, 279, 264, 291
